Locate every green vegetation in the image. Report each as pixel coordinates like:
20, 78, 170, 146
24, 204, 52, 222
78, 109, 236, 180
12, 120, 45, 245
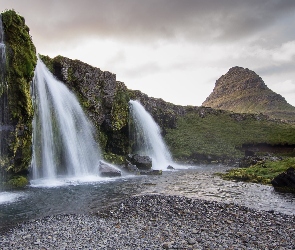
165, 108, 295, 162
1, 10, 37, 177
111, 83, 129, 131
219, 157, 295, 185
6, 175, 28, 188
103, 152, 125, 165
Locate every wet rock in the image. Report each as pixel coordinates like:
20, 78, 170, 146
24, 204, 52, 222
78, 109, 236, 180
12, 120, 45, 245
123, 160, 140, 175
139, 170, 163, 176
127, 154, 152, 170
167, 165, 174, 170
98, 161, 121, 177
271, 167, 295, 193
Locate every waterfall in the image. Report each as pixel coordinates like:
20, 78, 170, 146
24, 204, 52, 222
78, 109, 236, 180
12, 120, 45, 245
0, 14, 5, 84
0, 14, 7, 190
31, 58, 102, 182
129, 100, 173, 170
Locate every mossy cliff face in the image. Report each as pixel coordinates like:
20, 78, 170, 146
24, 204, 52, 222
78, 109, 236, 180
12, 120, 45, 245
0, 10, 36, 183
40, 55, 130, 163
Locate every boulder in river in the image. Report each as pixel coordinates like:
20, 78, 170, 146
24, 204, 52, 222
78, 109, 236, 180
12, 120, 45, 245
271, 167, 295, 193
127, 154, 152, 170
99, 161, 121, 177
123, 160, 140, 175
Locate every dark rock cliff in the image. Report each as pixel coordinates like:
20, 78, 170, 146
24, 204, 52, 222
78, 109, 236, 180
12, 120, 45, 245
202, 66, 295, 121
0, 10, 37, 184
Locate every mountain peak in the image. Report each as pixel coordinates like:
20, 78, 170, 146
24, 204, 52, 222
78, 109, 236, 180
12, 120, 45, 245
202, 66, 295, 121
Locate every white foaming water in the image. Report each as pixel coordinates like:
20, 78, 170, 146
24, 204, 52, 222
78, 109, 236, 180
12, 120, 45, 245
0, 192, 24, 204
129, 100, 173, 170
31, 58, 102, 185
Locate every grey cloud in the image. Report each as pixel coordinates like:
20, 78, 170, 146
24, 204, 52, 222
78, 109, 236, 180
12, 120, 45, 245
2, 0, 295, 46
256, 63, 295, 77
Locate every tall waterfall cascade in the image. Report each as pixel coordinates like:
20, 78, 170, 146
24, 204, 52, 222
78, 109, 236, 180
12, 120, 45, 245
0, 14, 7, 191
0, 15, 5, 84
31, 58, 102, 182
129, 100, 173, 170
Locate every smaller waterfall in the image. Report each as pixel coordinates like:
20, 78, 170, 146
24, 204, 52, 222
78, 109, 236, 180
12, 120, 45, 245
129, 100, 173, 170
31, 58, 102, 183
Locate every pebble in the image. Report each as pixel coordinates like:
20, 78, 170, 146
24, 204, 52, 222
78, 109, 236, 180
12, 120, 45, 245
1, 194, 295, 249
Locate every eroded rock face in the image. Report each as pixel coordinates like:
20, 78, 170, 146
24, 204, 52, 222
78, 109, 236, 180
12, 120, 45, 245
202, 66, 295, 121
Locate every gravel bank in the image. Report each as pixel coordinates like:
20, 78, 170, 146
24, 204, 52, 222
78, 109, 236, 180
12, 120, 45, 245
1, 194, 295, 249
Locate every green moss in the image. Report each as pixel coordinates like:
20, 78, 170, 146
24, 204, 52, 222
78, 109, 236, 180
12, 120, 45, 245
219, 157, 295, 185
1, 10, 37, 176
39, 54, 54, 72
111, 85, 130, 131
103, 152, 125, 165
6, 175, 28, 188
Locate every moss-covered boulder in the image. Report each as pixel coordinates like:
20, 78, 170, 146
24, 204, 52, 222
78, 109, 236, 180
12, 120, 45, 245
0, 10, 37, 186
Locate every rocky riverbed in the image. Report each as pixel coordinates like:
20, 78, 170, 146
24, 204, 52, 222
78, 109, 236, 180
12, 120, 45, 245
1, 194, 295, 249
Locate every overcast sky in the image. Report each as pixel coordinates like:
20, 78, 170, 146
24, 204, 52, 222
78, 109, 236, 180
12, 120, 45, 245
1, 0, 295, 106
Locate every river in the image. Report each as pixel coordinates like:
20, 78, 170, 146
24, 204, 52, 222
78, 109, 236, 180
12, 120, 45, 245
0, 165, 294, 232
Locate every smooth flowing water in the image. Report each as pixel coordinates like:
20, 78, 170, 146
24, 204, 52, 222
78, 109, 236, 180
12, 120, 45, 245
0, 14, 8, 194
31, 58, 102, 184
129, 100, 173, 170
1, 165, 295, 231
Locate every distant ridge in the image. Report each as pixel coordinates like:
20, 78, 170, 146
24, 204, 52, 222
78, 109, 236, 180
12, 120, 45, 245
202, 66, 295, 121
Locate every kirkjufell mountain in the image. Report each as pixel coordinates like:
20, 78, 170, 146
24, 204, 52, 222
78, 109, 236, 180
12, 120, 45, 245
202, 66, 295, 121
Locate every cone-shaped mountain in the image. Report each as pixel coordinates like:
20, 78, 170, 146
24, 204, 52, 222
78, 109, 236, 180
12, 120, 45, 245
202, 66, 295, 121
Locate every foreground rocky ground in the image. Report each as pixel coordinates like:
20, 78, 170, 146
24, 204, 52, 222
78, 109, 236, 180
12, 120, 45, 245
1, 195, 295, 249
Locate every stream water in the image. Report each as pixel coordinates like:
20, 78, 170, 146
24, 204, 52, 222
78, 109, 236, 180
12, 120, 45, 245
1, 165, 294, 232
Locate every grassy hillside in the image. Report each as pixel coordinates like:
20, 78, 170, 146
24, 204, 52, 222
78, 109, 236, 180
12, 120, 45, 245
165, 107, 295, 162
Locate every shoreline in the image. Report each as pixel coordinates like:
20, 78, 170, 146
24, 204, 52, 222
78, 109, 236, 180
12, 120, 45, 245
1, 194, 295, 249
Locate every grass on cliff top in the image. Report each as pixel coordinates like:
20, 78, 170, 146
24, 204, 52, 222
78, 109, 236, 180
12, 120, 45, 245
165, 110, 295, 160
218, 157, 295, 185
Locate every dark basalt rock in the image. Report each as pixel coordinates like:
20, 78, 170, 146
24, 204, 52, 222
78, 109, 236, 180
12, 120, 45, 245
123, 160, 140, 175
127, 154, 152, 170
271, 167, 295, 193
98, 161, 121, 177
167, 165, 174, 170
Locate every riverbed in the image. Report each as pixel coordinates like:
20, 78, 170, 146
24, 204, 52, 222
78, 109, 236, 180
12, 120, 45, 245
0, 164, 294, 232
